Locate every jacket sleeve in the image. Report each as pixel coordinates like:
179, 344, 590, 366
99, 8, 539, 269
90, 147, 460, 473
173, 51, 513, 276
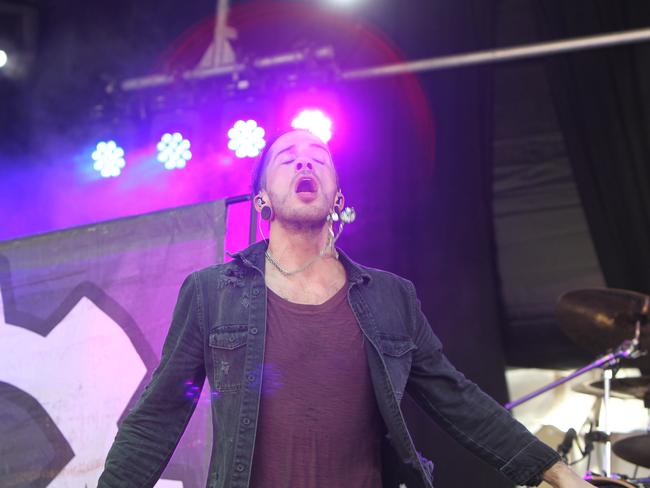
403, 280, 560, 486
98, 272, 207, 488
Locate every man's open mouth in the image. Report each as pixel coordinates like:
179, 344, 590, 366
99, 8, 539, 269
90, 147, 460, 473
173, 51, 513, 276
295, 177, 317, 193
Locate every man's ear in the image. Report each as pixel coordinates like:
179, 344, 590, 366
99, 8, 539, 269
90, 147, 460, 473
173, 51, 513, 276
254, 191, 270, 213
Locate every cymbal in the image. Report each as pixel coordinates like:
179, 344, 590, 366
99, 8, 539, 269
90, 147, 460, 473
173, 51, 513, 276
612, 433, 650, 468
584, 376, 650, 401
556, 288, 650, 354
571, 379, 638, 400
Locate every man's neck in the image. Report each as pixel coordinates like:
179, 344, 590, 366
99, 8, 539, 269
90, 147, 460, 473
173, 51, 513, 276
264, 220, 347, 304
266, 220, 332, 272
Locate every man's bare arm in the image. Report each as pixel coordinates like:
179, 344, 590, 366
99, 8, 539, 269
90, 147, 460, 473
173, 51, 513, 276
543, 461, 593, 488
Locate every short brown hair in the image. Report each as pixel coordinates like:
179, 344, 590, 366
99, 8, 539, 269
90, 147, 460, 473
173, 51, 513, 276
251, 131, 286, 195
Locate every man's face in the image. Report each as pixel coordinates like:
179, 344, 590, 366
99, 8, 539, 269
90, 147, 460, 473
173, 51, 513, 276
261, 130, 338, 229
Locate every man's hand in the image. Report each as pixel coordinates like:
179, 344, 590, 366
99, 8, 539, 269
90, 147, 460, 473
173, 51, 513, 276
543, 461, 593, 487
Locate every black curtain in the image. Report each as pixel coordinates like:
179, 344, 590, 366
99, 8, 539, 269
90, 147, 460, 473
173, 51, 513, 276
340, 1, 514, 486
535, 0, 650, 372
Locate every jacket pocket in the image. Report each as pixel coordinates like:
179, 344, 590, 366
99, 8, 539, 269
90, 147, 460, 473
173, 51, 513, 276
377, 333, 416, 403
209, 324, 248, 393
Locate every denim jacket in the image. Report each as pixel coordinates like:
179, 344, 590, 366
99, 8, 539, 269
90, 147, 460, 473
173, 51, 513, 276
98, 240, 560, 488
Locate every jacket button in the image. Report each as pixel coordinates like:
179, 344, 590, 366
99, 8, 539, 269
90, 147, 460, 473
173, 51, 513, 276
250, 327, 258, 334
236, 464, 245, 472
247, 374, 255, 382
252, 288, 260, 296
242, 417, 251, 425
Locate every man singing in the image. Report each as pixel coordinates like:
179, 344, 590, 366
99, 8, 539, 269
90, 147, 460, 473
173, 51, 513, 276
99, 129, 592, 487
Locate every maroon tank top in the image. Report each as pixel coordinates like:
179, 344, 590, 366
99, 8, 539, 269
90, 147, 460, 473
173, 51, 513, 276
249, 283, 384, 488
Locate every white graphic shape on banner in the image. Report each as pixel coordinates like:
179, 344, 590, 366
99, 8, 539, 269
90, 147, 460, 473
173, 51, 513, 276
0, 290, 181, 487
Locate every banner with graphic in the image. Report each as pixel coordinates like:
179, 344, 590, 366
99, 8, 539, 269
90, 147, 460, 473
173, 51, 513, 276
0, 200, 226, 488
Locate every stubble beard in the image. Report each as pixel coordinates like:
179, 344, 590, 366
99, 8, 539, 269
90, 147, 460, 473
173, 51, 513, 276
270, 191, 331, 233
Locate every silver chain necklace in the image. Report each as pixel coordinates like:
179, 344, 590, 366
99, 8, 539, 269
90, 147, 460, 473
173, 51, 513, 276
265, 243, 337, 277
264, 250, 320, 276
264, 209, 349, 277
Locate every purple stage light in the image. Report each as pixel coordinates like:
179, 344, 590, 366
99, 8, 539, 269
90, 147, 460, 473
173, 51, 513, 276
227, 119, 266, 158
291, 109, 333, 143
91, 141, 126, 178
157, 132, 192, 170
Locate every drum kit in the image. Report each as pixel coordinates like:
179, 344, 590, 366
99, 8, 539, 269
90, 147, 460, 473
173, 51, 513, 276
505, 288, 650, 487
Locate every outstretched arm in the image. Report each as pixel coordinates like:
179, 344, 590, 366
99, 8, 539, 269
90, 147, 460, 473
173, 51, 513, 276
543, 461, 593, 488
98, 272, 206, 488
403, 279, 564, 486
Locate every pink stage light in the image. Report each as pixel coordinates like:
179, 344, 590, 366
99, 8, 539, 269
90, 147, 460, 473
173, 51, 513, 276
291, 109, 333, 143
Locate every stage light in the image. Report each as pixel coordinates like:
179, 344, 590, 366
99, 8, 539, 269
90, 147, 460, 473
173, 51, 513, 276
0, 50, 7, 69
291, 109, 333, 143
328, 0, 361, 5
227, 119, 266, 158
91, 140, 126, 178
157, 132, 192, 170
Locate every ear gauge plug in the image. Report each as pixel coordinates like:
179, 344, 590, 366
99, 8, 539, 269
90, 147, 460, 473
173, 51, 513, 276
261, 205, 273, 221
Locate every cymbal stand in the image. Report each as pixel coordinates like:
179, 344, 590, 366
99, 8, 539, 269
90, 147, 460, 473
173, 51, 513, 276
602, 367, 612, 476
505, 324, 644, 475
505, 327, 642, 412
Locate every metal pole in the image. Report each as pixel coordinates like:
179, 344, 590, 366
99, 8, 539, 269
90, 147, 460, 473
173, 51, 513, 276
602, 369, 613, 476
224, 194, 259, 246
504, 352, 619, 410
342, 27, 650, 80
118, 27, 650, 92
213, 0, 230, 67
249, 195, 258, 245
224, 194, 252, 206
505, 334, 640, 411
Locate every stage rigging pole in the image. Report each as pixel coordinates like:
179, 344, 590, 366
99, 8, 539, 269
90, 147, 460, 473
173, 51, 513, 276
342, 27, 650, 80
118, 26, 650, 90
212, 0, 230, 67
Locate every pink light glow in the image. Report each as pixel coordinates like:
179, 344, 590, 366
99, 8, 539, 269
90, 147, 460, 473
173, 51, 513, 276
291, 109, 333, 143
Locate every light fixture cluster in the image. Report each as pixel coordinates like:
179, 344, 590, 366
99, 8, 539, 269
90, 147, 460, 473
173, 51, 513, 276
92, 109, 333, 178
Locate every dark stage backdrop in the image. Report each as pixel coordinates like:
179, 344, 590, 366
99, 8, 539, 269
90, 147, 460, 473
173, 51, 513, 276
535, 0, 650, 373
491, 0, 606, 371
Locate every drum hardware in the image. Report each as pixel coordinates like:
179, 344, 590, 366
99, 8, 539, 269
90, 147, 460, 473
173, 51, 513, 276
506, 289, 650, 477
584, 430, 611, 455
557, 428, 578, 462
504, 333, 643, 411
567, 428, 608, 470
581, 380, 650, 470
505, 331, 641, 474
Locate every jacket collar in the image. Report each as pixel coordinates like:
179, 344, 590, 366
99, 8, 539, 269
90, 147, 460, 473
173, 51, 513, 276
228, 240, 372, 285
